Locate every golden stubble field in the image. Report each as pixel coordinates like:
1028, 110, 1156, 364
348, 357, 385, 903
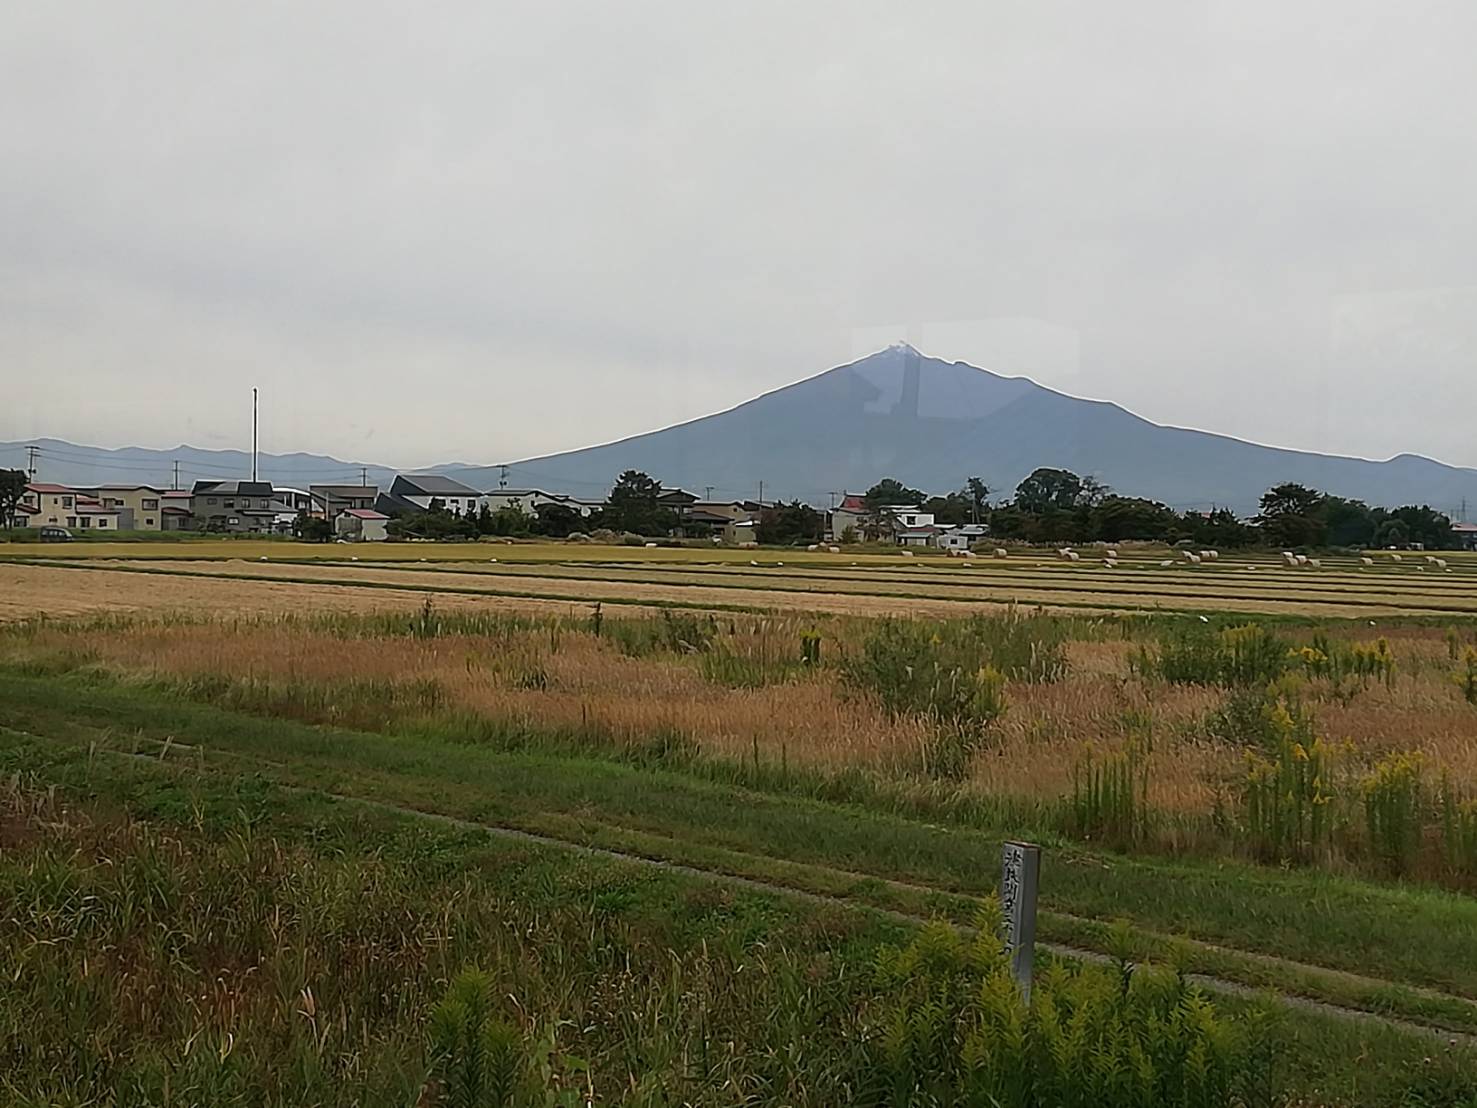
22, 548, 1477, 619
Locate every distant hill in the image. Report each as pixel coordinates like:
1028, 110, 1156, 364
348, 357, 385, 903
0, 438, 398, 492
10, 346, 1477, 516
462, 346, 1477, 516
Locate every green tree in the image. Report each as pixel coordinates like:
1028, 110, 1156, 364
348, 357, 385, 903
1256, 483, 1327, 547
757, 500, 822, 545
1323, 496, 1376, 548
1013, 467, 1084, 514
599, 470, 675, 535
1373, 517, 1411, 548
922, 491, 975, 526
1180, 507, 1256, 548
863, 477, 925, 507
965, 476, 991, 521
0, 469, 26, 529
1385, 504, 1453, 549
1090, 496, 1178, 542
533, 502, 583, 538
291, 512, 333, 542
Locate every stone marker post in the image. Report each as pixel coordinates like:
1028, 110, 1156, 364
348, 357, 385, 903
1000, 840, 1041, 1003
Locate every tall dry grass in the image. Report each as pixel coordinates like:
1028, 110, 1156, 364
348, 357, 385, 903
8, 613, 1477, 824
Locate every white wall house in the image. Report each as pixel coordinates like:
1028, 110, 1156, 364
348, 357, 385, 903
937, 524, 990, 551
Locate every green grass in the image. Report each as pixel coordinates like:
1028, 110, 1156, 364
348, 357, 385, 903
6, 668, 1477, 1039
4, 704, 1477, 1105
0, 740, 892, 1106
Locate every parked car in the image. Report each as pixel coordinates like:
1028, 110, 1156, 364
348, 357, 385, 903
38, 526, 72, 542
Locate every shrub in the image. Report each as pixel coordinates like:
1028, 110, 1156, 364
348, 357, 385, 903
604, 611, 717, 657
1241, 702, 1334, 864
428, 969, 531, 1107
1349, 637, 1396, 688
1362, 751, 1425, 875
1440, 773, 1477, 877
1067, 742, 1149, 847
1457, 648, 1477, 706
1139, 623, 1288, 687
871, 900, 1270, 1108
800, 630, 822, 667
1203, 679, 1315, 754
844, 621, 1009, 731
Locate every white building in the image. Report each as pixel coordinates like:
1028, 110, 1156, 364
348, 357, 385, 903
937, 524, 990, 551
335, 508, 390, 542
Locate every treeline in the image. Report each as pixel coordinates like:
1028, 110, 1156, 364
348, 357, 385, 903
868, 469, 1458, 549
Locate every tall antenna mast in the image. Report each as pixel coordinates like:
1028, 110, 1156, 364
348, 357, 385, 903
251, 387, 259, 482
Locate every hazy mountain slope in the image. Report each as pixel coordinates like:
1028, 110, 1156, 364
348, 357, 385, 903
457, 347, 1477, 514
0, 438, 398, 491
11, 346, 1477, 516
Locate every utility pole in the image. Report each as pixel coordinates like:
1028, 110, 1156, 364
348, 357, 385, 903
25, 445, 38, 480
172, 460, 180, 491
499, 464, 509, 489
704, 485, 714, 501
757, 480, 764, 506
360, 466, 368, 487
251, 387, 259, 482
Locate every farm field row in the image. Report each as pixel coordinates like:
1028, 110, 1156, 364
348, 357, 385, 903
312, 556, 1477, 607
36, 554, 1477, 620
7, 536, 1477, 568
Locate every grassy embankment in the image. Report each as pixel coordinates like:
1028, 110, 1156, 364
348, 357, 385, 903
5, 683, 1477, 1106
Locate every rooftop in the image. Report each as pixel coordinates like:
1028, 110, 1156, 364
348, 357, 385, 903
191, 480, 275, 497
343, 508, 389, 520
390, 474, 481, 498
310, 484, 379, 498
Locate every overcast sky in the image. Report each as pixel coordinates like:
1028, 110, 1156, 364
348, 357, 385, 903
4, 1, 1476, 470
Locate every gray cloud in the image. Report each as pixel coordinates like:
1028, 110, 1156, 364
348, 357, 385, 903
4, 1, 1476, 470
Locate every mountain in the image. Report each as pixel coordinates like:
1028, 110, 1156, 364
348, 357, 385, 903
10, 346, 1477, 516
462, 346, 1477, 516
0, 438, 399, 492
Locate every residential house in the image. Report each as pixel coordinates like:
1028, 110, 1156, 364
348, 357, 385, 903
483, 489, 570, 516
896, 524, 943, 548
309, 484, 378, 518
826, 494, 867, 543
882, 505, 934, 532
372, 490, 422, 519
1453, 523, 1477, 551
18, 484, 122, 532
21, 484, 82, 528
275, 487, 316, 515
388, 475, 482, 516
688, 500, 748, 523
78, 484, 169, 530
334, 508, 390, 542
683, 505, 759, 543
161, 489, 193, 531
937, 524, 990, 551
190, 480, 279, 533
656, 487, 701, 531
826, 498, 934, 542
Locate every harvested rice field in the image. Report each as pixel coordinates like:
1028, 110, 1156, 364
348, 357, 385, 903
7, 539, 1477, 1104
7, 538, 1477, 619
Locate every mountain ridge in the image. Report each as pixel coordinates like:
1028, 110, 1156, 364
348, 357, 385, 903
7, 346, 1477, 516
